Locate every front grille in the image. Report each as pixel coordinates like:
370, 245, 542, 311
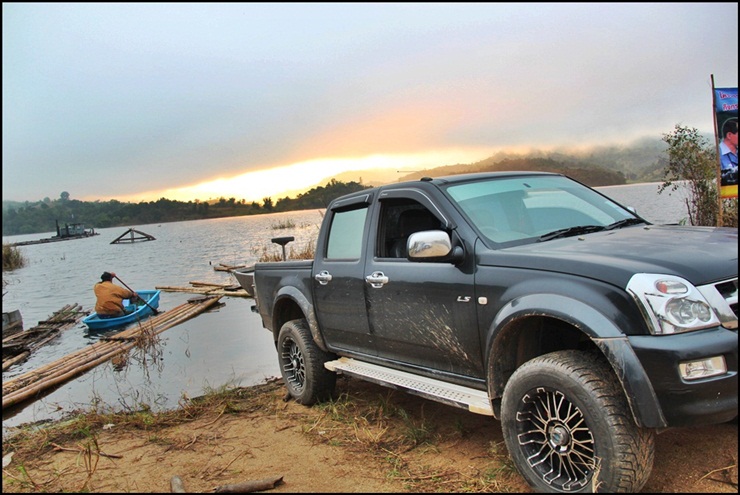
700, 278, 738, 330
716, 279, 739, 320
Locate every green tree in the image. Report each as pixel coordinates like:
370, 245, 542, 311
659, 125, 720, 226
60, 191, 70, 201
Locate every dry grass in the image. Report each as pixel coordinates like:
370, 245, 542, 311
3, 377, 737, 493
2, 380, 284, 458
258, 239, 316, 262
287, 379, 525, 492
2, 377, 525, 493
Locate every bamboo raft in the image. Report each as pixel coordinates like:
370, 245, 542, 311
156, 281, 251, 298
2, 304, 88, 372
2, 295, 223, 409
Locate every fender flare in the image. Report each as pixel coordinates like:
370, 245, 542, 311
273, 285, 328, 352
489, 293, 667, 428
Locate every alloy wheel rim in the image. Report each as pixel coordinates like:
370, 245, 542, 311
280, 338, 305, 392
514, 386, 596, 491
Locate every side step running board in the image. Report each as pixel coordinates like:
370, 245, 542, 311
324, 357, 494, 416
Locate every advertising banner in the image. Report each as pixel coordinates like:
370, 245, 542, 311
715, 87, 738, 199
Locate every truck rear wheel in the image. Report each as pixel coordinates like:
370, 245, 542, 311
501, 350, 654, 493
277, 318, 336, 405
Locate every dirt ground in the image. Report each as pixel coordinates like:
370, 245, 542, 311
2, 377, 737, 493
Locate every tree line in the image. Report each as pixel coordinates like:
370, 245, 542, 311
5, 137, 736, 236
2, 179, 368, 236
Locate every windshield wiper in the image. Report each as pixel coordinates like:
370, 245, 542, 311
604, 218, 646, 230
537, 225, 606, 242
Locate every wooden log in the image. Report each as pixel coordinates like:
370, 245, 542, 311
27, 330, 64, 351
189, 281, 243, 291
213, 263, 247, 272
2, 342, 28, 355
214, 476, 284, 493
156, 286, 251, 298
189, 281, 233, 287
2, 351, 30, 371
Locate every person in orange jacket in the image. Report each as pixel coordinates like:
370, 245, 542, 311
93, 271, 137, 317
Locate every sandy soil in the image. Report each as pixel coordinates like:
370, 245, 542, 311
2, 377, 737, 493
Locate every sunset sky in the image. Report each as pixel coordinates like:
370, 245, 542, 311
3, 3, 738, 204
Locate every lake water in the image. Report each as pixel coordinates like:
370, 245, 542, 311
1, 181, 691, 434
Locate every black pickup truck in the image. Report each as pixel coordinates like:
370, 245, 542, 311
248, 172, 738, 493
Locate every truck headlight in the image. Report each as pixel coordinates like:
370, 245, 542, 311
627, 274, 721, 335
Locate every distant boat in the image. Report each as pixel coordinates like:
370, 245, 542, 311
82, 290, 161, 331
54, 220, 97, 239
8, 222, 98, 247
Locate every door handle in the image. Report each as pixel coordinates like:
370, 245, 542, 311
315, 270, 333, 285
365, 271, 389, 288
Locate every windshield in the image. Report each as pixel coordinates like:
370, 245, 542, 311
444, 175, 642, 245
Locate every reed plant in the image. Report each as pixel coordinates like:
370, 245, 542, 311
2, 243, 26, 271
270, 219, 295, 229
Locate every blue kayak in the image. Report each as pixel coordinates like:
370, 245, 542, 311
83, 290, 161, 331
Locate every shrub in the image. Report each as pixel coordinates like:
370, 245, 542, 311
660, 124, 738, 228
2, 243, 27, 271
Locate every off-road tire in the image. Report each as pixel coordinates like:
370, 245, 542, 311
277, 318, 337, 405
501, 350, 655, 493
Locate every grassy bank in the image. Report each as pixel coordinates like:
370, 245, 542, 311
2, 377, 526, 493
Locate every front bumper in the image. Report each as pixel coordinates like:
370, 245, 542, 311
630, 326, 737, 427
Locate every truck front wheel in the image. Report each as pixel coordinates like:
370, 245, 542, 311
501, 350, 654, 493
277, 319, 336, 405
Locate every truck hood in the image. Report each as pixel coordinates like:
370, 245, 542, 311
479, 225, 738, 288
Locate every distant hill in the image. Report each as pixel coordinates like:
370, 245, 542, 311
306, 137, 671, 190
1, 136, 679, 218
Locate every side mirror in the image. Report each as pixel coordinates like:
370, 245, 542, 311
407, 230, 464, 264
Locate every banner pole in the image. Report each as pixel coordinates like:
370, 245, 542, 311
711, 74, 723, 225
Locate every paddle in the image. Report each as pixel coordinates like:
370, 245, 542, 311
114, 275, 160, 315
